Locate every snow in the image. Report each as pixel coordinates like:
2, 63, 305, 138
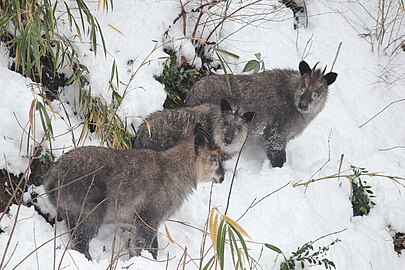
1, 0, 405, 269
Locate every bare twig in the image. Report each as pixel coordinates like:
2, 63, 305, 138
312, 228, 347, 244
237, 181, 290, 222
224, 132, 249, 215
294, 171, 405, 188
359, 98, 405, 128
379, 145, 405, 151
198, 182, 214, 269
330, 42, 342, 72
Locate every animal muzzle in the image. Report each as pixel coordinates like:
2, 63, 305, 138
213, 166, 225, 183
224, 137, 232, 145
298, 101, 309, 111
224, 129, 235, 146
297, 92, 312, 112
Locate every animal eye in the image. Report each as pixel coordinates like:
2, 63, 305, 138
210, 156, 218, 164
224, 121, 229, 126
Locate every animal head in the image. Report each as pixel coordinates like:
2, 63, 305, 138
295, 61, 338, 114
194, 123, 225, 184
213, 99, 256, 156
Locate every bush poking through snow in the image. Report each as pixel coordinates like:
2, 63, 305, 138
0, 0, 106, 94
206, 209, 252, 270
350, 166, 376, 217
243, 53, 266, 74
155, 50, 200, 109
393, 232, 405, 254
266, 238, 339, 270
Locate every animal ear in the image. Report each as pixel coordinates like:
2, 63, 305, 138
194, 123, 207, 154
242, 112, 256, 123
324, 72, 338, 85
299, 61, 311, 76
220, 99, 232, 115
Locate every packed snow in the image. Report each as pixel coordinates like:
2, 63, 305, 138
1, 0, 405, 269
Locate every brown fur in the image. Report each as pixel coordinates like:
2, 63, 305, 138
44, 124, 224, 260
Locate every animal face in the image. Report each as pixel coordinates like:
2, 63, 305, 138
196, 147, 224, 183
295, 61, 338, 114
194, 124, 225, 183
213, 99, 255, 155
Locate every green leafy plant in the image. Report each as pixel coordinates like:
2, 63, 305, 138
243, 52, 265, 73
155, 50, 200, 109
204, 209, 251, 270
351, 166, 376, 216
266, 239, 339, 270
0, 0, 107, 88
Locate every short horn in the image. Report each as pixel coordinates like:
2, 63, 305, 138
322, 65, 327, 76
311, 62, 320, 75
195, 123, 216, 149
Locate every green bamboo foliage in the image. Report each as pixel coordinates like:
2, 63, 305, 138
0, 0, 107, 80
206, 209, 251, 270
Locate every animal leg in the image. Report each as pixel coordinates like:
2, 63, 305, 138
267, 148, 287, 168
129, 213, 159, 259
69, 220, 100, 260
264, 124, 287, 167
65, 195, 106, 261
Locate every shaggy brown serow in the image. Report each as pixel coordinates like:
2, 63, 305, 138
186, 60, 338, 167
44, 124, 224, 260
133, 99, 255, 159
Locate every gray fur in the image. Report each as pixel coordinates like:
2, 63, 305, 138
44, 126, 224, 260
186, 60, 338, 167
133, 99, 255, 158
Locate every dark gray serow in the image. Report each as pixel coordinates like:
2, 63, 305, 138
186, 61, 338, 167
44, 124, 224, 260
134, 99, 255, 158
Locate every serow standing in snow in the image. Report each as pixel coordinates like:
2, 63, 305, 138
133, 99, 255, 159
186, 60, 338, 168
44, 124, 224, 260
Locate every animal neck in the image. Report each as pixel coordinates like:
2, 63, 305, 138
161, 140, 198, 189
274, 69, 302, 103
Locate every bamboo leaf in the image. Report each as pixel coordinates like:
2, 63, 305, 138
228, 229, 237, 267
265, 243, 283, 254
29, 99, 36, 137
217, 219, 226, 270
229, 223, 249, 262
215, 52, 232, 93
164, 224, 174, 243
96, 19, 107, 56
209, 209, 219, 255
108, 23, 124, 35
223, 215, 252, 240
202, 255, 216, 270
213, 48, 240, 60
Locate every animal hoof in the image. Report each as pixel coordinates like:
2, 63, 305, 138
269, 151, 286, 168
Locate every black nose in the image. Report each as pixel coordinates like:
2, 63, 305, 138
219, 176, 224, 183
298, 102, 308, 111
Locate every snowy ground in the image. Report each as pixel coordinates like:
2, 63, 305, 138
1, 0, 405, 269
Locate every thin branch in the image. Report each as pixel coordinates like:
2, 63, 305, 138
294, 171, 405, 188
237, 181, 290, 222
330, 42, 342, 72
312, 228, 347, 244
224, 132, 249, 215
359, 98, 405, 128
378, 145, 405, 151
